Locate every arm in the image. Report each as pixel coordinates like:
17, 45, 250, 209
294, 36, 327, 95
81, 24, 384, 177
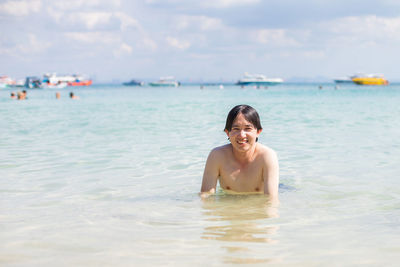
263, 149, 280, 203
200, 149, 220, 196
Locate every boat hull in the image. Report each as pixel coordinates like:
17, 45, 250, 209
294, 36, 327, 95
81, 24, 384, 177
68, 80, 92, 86
352, 77, 388, 85
123, 81, 144, 86
236, 81, 282, 86
149, 82, 178, 87
43, 83, 67, 89
334, 79, 354, 84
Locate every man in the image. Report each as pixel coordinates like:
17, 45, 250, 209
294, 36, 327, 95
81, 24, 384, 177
200, 105, 279, 202
69, 92, 79, 100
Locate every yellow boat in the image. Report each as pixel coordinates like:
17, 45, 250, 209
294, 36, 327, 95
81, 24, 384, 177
352, 76, 389, 85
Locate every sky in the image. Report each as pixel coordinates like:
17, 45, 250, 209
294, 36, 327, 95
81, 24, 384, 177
1, 0, 400, 83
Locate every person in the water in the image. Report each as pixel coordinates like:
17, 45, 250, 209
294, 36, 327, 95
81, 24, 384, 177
200, 104, 279, 202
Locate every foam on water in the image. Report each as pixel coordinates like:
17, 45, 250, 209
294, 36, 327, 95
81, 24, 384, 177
1, 84, 400, 266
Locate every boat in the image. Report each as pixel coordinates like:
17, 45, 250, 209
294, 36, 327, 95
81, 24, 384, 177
68, 80, 92, 86
0, 76, 16, 88
42, 73, 92, 87
42, 82, 67, 89
25, 77, 42, 88
352, 74, 389, 85
149, 77, 180, 87
334, 76, 354, 83
236, 73, 283, 86
123, 79, 144, 86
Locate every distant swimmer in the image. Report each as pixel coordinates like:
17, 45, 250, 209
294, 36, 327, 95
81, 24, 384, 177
69, 92, 79, 100
56, 92, 60, 99
10, 92, 16, 99
17, 91, 26, 100
200, 105, 279, 203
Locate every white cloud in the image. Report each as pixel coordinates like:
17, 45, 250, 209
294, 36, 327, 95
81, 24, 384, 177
68, 12, 113, 29
174, 15, 224, 31
113, 42, 132, 57
166, 36, 191, 50
64, 32, 118, 44
64, 31, 136, 58
255, 29, 300, 46
201, 0, 260, 8
319, 15, 400, 46
50, 0, 120, 10
47, 9, 141, 32
114, 12, 141, 31
138, 38, 158, 51
145, 0, 259, 8
332, 15, 400, 37
0, 0, 41, 16
300, 50, 326, 59
0, 33, 51, 56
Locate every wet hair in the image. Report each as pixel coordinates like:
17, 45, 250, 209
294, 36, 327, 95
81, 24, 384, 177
224, 104, 262, 132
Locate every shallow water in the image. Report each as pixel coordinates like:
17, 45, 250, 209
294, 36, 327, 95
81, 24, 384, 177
1, 84, 400, 266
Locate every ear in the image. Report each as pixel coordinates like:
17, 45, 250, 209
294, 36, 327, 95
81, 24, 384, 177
224, 129, 229, 137
257, 129, 262, 135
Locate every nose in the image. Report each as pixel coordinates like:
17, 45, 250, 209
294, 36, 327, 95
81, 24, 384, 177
239, 130, 246, 137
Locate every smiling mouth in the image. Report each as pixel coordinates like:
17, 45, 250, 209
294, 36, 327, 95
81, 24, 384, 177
237, 139, 248, 144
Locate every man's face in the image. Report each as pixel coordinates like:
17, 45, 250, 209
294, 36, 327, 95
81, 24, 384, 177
225, 113, 261, 151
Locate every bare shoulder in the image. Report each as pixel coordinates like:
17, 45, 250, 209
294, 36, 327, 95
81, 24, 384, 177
208, 144, 232, 159
256, 143, 278, 163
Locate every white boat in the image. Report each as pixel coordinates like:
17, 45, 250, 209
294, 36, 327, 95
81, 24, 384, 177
149, 77, 180, 87
334, 77, 354, 83
43, 73, 92, 87
236, 73, 283, 86
42, 82, 67, 89
0, 76, 16, 88
334, 74, 360, 83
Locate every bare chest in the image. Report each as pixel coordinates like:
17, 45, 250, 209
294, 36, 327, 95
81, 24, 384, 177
219, 160, 264, 192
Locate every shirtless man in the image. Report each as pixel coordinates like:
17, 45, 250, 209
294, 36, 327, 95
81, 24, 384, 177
200, 105, 279, 202
70, 92, 79, 100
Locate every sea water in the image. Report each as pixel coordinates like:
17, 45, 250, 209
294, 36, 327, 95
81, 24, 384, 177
1, 84, 399, 266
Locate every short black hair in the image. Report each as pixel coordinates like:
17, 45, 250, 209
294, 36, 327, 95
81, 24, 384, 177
224, 105, 262, 131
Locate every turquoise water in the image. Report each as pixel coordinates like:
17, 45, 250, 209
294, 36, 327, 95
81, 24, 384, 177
1, 84, 400, 266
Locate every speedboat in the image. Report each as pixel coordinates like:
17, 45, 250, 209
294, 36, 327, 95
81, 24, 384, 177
352, 74, 389, 85
123, 79, 144, 86
149, 77, 180, 87
334, 77, 354, 83
236, 73, 283, 86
